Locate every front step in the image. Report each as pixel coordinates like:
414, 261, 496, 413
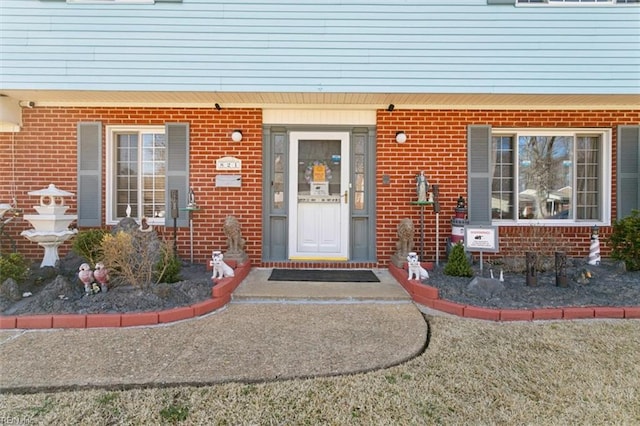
232, 268, 411, 302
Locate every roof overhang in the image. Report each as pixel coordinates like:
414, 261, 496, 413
1, 90, 638, 111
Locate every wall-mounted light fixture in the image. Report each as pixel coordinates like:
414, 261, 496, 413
19, 100, 35, 109
214, 103, 221, 111
395, 131, 407, 144
387, 104, 395, 112
231, 130, 243, 142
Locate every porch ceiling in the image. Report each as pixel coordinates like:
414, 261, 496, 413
1, 90, 639, 110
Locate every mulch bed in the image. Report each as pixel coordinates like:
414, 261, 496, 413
423, 259, 640, 309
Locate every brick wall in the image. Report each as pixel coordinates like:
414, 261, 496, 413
0, 107, 263, 264
375, 109, 640, 264
1, 107, 638, 266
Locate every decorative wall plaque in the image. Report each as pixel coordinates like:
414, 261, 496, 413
216, 156, 242, 171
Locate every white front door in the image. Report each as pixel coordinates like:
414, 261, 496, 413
288, 131, 350, 260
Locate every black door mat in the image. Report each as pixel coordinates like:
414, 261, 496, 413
268, 269, 380, 283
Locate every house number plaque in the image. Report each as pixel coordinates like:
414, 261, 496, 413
216, 156, 242, 171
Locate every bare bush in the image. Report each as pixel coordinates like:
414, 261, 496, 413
101, 231, 175, 289
491, 225, 568, 273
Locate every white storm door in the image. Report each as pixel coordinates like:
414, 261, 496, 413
288, 132, 350, 260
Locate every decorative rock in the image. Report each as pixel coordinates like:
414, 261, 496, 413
573, 268, 594, 285
614, 260, 627, 274
0, 278, 23, 302
466, 277, 505, 299
111, 217, 140, 234
41, 275, 81, 300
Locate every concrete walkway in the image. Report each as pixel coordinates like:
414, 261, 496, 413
0, 268, 428, 393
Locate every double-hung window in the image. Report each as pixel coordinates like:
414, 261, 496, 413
490, 129, 611, 224
106, 126, 167, 224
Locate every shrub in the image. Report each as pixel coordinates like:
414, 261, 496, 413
100, 232, 138, 288
444, 243, 473, 277
609, 209, 640, 271
0, 252, 28, 283
101, 231, 180, 288
72, 228, 108, 267
155, 244, 181, 284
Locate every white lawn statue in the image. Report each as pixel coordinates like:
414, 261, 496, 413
210, 251, 235, 280
407, 252, 429, 280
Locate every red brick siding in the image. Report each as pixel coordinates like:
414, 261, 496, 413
375, 109, 640, 264
1, 107, 638, 265
0, 107, 263, 264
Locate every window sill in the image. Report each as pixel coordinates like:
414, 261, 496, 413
491, 220, 610, 227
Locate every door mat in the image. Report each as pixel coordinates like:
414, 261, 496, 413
268, 269, 380, 283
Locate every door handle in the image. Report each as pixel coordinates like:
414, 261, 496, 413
343, 190, 348, 204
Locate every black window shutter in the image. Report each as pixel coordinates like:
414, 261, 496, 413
617, 125, 640, 219
165, 123, 190, 228
467, 125, 492, 225
77, 122, 102, 227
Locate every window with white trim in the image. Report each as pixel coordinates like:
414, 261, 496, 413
491, 129, 611, 224
106, 126, 166, 225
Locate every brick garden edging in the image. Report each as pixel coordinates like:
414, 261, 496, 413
388, 263, 640, 321
3, 261, 636, 329
0, 261, 251, 330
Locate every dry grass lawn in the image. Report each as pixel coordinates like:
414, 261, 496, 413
1, 315, 638, 425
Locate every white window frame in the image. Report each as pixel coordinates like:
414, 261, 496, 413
491, 128, 611, 227
105, 125, 166, 226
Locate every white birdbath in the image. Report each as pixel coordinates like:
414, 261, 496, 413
20, 184, 78, 267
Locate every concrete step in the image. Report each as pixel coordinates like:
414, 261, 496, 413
232, 268, 411, 302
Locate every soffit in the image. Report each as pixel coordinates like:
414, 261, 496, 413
1, 90, 639, 110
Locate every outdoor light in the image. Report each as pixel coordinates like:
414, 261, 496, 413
395, 131, 407, 144
231, 130, 243, 142
387, 104, 395, 112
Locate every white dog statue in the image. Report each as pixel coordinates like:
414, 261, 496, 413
210, 251, 235, 280
407, 252, 429, 280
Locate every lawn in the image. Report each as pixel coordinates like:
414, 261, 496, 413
1, 315, 638, 424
